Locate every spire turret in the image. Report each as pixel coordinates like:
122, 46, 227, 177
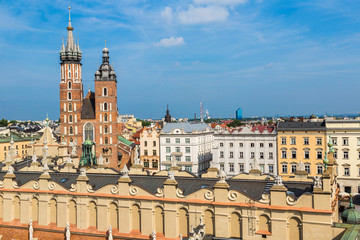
60, 6, 81, 62
165, 105, 172, 123
94, 44, 116, 81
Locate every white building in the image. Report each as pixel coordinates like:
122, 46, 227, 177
159, 122, 214, 175
213, 125, 277, 177
326, 119, 360, 195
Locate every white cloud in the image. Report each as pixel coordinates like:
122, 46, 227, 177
161, 7, 173, 23
193, 0, 248, 6
178, 5, 229, 24
156, 37, 185, 47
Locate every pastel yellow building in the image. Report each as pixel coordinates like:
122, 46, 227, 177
0, 133, 40, 162
139, 127, 160, 172
277, 121, 326, 179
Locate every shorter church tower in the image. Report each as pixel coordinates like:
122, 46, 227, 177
94, 46, 119, 168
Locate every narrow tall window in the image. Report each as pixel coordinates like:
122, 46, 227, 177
104, 114, 108, 122
84, 123, 94, 141
69, 115, 73, 123
68, 103, 72, 111
68, 81, 72, 89
104, 125, 108, 134
68, 92, 72, 100
69, 126, 73, 135
105, 137, 108, 144
103, 87, 108, 96
104, 102, 108, 111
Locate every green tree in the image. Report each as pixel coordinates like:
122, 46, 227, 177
0, 118, 9, 127
227, 119, 245, 128
142, 120, 151, 127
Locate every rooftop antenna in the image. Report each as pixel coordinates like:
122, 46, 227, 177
105, 40, 107, 48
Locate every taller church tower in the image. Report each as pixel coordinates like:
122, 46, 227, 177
59, 7, 83, 146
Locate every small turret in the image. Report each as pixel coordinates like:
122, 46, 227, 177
94, 43, 116, 82
165, 105, 172, 123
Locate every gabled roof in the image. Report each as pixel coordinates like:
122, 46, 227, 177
81, 91, 96, 119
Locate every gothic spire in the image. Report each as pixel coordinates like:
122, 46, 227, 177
165, 105, 172, 123
60, 6, 81, 62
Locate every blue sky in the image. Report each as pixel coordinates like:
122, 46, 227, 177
0, 0, 359, 120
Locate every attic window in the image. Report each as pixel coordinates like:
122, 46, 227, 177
201, 184, 210, 188
60, 178, 68, 183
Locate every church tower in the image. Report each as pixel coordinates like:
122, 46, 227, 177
59, 7, 83, 146
94, 46, 119, 168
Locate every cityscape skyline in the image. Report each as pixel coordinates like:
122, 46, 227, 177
0, 0, 359, 120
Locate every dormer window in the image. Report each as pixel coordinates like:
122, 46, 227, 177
103, 87, 108, 96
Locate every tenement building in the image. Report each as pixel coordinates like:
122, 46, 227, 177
213, 125, 277, 177
159, 122, 213, 175
59, 9, 119, 168
277, 121, 326, 180
326, 119, 360, 195
139, 127, 160, 172
0, 137, 345, 240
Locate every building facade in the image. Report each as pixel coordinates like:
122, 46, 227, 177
0, 145, 343, 240
139, 127, 160, 172
326, 119, 360, 195
59, 10, 119, 168
159, 122, 213, 175
277, 121, 326, 179
213, 125, 277, 177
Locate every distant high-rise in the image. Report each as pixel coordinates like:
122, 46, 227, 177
236, 108, 242, 120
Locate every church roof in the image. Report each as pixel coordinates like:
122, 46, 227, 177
81, 91, 95, 119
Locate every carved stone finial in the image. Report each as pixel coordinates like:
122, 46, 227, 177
151, 229, 156, 240
66, 222, 70, 240
274, 175, 283, 186
8, 165, 14, 175
168, 170, 175, 180
66, 156, 73, 164
80, 167, 86, 177
217, 170, 226, 183
120, 164, 129, 177
42, 161, 49, 175
29, 219, 33, 240
314, 176, 322, 189
134, 145, 140, 165
32, 152, 38, 163
200, 216, 204, 226
98, 154, 104, 165
108, 225, 113, 240
298, 160, 305, 172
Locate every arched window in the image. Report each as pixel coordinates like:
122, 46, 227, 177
259, 215, 271, 234
132, 204, 141, 232
69, 126, 73, 135
103, 102, 108, 111
68, 103, 72, 112
110, 203, 118, 230
204, 210, 215, 236
68, 81, 72, 89
14, 196, 20, 220
289, 218, 302, 240
155, 206, 164, 234
68, 92, 72, 100
179, 208, 189, 236
50, 199, 57, 224
84, 122, 94, 141
69, 200, 77, 225
104, 125, 108, 134
69, 115, 73, 123
103, 87, 108, 96
231, 212, 242, 238
105, 137, 108, 144
104, 114, 108, 122
89, 202, 97, 228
